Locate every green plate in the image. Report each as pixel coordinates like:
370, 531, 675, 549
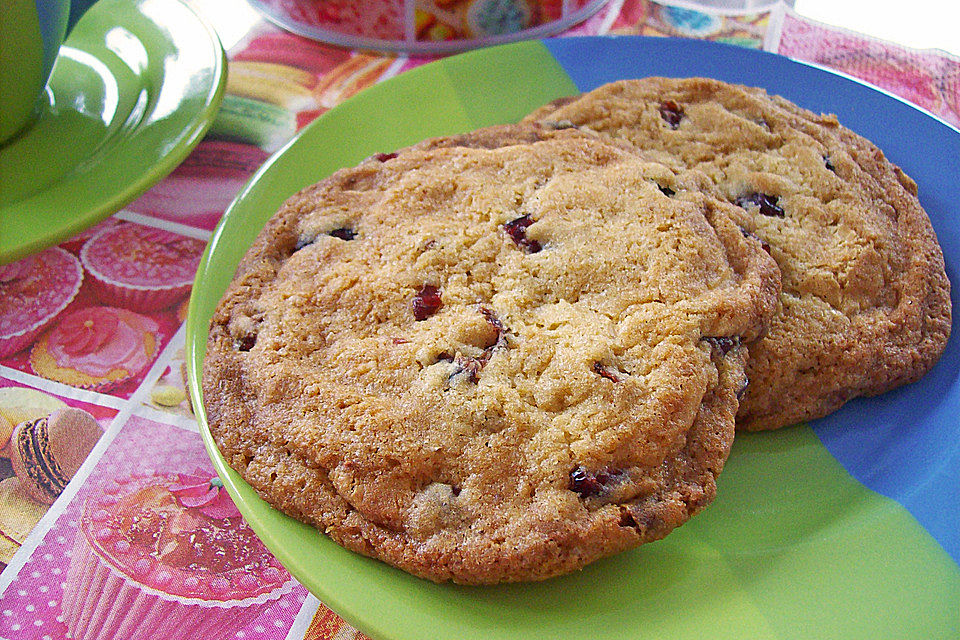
0, 0, 226, 264
186, 39, 960, 640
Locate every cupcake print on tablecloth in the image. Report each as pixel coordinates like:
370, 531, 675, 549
0, 248, 83, 359
63, 472, 296, 640
57, 218, 121, 256
0, 415, 307, 640
79, 223, 206, 312
29, 307, 161, 393
0, 381, 114, 573
0, 220, 200, 399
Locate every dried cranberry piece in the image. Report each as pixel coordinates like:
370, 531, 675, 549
503, 215, 542, 253
329, 227, 356, 240
659, 100, 684, 129
702, 336, 741, 355
735, 192, 785, 218
235, 333, 257, 352
374, 152, 397, 162
412, 285, 442, 321
593, 362, 623, 383
569, 465, 625, 499
569, 466, 605, 498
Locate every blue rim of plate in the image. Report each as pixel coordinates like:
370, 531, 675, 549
0, 0, 227, 264
187, 36, 960, 640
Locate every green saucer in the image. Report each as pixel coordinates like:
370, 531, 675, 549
0, 0, 226, 264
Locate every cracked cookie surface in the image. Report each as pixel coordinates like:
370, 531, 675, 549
203, 134, 780, 583
526, 78, 951, 430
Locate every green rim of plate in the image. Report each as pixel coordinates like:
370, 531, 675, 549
186, 39, 960, 640
0, 0, 226, 264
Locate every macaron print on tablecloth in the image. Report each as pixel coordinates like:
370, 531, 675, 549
1, 1, 958, 639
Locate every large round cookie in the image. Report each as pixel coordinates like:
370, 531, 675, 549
525, 77, 951, 431
203, 135, 780, 584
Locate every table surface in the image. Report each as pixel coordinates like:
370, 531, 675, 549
0, 1, 958, 639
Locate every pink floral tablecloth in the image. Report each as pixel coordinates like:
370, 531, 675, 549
0, 1, 957, 638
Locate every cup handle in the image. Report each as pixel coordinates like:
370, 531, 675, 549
67, 0, 100, 35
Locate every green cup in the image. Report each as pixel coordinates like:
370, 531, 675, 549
0, 0, 98, 144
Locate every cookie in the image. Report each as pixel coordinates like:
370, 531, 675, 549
525, 77, 951, 431
203, 135, 780, 583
